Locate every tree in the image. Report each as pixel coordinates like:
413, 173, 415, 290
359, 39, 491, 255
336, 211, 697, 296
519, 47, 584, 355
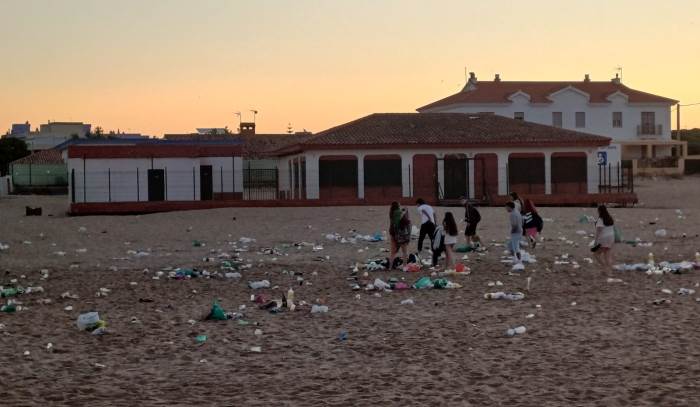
0, 138, 30, 176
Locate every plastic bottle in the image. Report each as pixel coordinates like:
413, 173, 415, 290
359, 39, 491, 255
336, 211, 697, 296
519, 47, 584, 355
310, 305, 329, 314
648, 252, 655, 265
287, 287, 295, 311
248, 280, 270, 289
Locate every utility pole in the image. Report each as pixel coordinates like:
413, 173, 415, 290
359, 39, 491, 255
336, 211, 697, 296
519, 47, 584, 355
250, 110, 258, 124
235, 112, 241, 132
677, 103, 681, 141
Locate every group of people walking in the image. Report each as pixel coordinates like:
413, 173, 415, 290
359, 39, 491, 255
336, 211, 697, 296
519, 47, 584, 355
388, 192, 616, 271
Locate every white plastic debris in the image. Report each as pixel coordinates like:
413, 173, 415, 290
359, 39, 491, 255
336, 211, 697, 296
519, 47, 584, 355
654, 229, 668, 238
506, 325, 527, 337
484, 291, 525, 301
250, 346, 262, 353
400, 299, 415, 305
311, 305, 329, 314
678, 288, 696, 296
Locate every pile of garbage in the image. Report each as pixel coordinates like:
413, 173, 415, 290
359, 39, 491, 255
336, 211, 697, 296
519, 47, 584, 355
351, 275, 462, 291
614, 252, 700, 275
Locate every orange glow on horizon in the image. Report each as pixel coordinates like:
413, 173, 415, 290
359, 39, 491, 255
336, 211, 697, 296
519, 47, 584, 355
1, 0, 699, 136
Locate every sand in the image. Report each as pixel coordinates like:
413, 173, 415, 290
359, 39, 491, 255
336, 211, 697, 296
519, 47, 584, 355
1, 176, 700, 406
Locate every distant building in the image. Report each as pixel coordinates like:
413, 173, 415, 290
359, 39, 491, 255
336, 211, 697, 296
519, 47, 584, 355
10, 123, 31, 135
9, 121, 92, 151
418, 73, 687, 175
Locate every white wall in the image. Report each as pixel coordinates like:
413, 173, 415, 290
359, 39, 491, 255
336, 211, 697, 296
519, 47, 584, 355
423, 88, 673, 151
68, 156, 242, 203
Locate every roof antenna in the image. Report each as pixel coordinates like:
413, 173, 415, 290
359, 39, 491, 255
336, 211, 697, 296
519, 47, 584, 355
250, 109, 258, 124
234, 112, 241, 131
616, 66, 623, 81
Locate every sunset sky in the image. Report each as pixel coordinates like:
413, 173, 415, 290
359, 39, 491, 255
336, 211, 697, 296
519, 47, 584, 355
1, 0, 699, 136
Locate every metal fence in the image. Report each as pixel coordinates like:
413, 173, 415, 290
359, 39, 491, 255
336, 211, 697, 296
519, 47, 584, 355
11, 163, 68, 187
598, 162, 634, 194
71, 167, 289, 203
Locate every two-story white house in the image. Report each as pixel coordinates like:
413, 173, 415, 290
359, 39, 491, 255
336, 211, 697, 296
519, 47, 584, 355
418, 73, 686, 175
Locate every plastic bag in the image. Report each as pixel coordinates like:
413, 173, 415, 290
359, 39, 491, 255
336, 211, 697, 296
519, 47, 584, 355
614, 226, 623, 243
433, 278, 449, 289
412, 277, 433, 289
207, 301, 228, 321
76, 312, 101, 330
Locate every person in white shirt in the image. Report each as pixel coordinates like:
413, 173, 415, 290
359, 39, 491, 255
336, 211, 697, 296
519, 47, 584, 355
593, 204, 615, 270
416, 198, 436, 253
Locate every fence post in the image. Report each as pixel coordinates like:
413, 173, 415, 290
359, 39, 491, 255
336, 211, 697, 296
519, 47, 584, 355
192, 167, 196, 200
164, 167, 168, 200
71, 169, 75, 203
83, 157, 87, 202
108, 168, 111, 202
220, 166, 223, 200
136, 168, 140, 202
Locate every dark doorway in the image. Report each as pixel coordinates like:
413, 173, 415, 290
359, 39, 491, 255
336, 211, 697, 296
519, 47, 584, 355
412, 154, 437, 200
200, 165, 213, 201
508, 155, 545, 194
443, 157, 467, 199
148, 169, 165, 202
552, 154, 587, 194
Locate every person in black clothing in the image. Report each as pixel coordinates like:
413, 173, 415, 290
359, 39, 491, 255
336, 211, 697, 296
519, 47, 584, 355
462, 199, 482, 248
415, 198, 436, 253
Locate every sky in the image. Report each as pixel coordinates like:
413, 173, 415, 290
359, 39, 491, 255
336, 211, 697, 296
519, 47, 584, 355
1, 0, 699, 136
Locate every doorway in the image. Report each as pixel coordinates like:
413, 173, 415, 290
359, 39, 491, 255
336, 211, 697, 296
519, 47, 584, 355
147, 169, 165, 201
443, 156, 467, 199
200, 165, 213, 201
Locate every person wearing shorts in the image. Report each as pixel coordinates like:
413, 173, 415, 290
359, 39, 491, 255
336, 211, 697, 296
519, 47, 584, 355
506, 202, 522, 264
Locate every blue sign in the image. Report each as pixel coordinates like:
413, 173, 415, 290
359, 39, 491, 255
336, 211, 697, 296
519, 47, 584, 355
597, 151, 607, 166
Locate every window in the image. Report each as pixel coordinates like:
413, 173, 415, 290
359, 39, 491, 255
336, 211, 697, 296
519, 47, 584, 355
514, 112, 525, 121
575, 112, 586, 128
612, 112, 623, 128
552, 112, 563, 128
641, 112, 656, 134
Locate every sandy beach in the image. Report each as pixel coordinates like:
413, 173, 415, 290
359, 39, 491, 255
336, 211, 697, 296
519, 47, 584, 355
1, 176, 700, 406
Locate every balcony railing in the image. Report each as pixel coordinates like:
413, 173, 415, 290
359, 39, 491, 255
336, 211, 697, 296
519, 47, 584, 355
637, 124, 663, 136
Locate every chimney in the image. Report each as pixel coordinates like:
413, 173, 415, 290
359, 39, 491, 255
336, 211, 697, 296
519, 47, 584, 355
584, 74, 591, 82
494, 73, 501, 82
463, 72, 478, 91
611, 73, 621, 84
239, 122, 256, 135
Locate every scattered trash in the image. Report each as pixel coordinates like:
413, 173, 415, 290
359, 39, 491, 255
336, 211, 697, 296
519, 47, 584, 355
484, 292, 525, 301
678, 288, 696, 296
310, 305, 329, 314
606, 278, 624, 283
506, 325, 527, 337
412, 277, 433, 290
654, 229, 668, 238
76, 312, 106, 334
250, 346, 262, 353
338, 330, 348, 341
0, 243, 9, 251
652, 298, 671, 305
254, 329, 263, 336
206, 301, 229, 321
248, 280, 271, 289
400, 298, 415, 305
195, 335, 208, 344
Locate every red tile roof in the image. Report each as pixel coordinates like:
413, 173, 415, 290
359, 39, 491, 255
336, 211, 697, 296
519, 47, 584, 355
417, 81, 678, 111
276, 113, 609, 153
10, 149, 64, 165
